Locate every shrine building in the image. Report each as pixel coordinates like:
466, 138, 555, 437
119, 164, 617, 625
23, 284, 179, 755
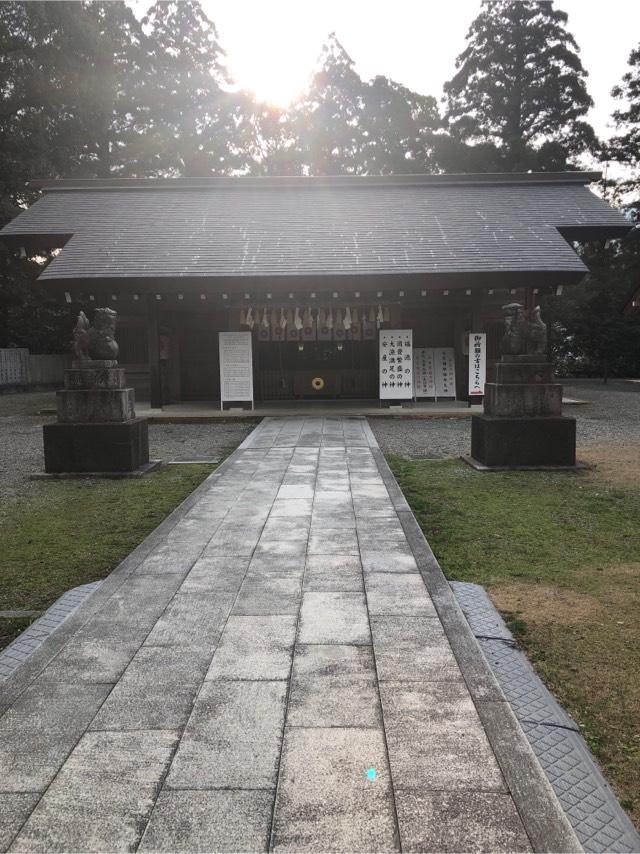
0, 172, 630, 408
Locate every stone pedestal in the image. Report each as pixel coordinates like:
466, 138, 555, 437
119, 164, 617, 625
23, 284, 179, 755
43, 418, 149, 473
469, 355, 577, 469
43, 360, 150, 474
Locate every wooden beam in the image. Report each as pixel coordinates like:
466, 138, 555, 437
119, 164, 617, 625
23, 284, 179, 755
146, 297, 162, 409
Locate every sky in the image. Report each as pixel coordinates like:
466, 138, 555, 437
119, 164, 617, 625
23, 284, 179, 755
177, 0, 639, 145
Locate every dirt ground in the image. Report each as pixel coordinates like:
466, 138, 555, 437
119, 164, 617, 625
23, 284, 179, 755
579, 442, 640, 489
491, 560, 640, 826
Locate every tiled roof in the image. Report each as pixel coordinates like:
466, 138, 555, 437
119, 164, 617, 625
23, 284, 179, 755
0, 173, 630, 282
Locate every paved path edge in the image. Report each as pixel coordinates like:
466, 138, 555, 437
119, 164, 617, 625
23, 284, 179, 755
0, 451, 240, 718
369, 445, 583, 854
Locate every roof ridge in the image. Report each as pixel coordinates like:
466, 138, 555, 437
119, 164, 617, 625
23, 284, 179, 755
30, 172, 602, 192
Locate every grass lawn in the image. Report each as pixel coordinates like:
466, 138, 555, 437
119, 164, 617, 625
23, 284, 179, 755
0, 464, 215, 650
389, 455, 640, 828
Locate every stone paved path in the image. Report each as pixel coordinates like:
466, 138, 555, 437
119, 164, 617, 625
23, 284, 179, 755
0, 417, 579, 852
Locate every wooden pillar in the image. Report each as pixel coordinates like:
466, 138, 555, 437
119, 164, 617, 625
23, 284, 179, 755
471, 288, 484, 331
147, 297, 162, 409
524, 285, 535, 312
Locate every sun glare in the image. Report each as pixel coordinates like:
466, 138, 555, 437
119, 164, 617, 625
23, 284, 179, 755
204, 1, 320, 108
240, 66, 305, 109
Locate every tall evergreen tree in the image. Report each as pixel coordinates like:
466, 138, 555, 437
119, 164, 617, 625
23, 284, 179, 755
608, 42, 640, 201
0, 1, 148, 348
443, 0, 597, 171
138, 0, 250, 176
0, 2, 81, 348
543, 238, 640, 380
359, 76, 441, 174
544, 42, 640, 381
289, 33, 367, 175
281, 33, 442, 176
246, 103, 303, 176
69, 1, 150, 177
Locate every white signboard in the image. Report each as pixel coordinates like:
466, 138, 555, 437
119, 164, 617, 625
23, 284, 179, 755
379, 329, 413, 399
413, 348, 436, 397
468, 333, 487, 397
434, 347, 457, 397
219, 332, 254, 409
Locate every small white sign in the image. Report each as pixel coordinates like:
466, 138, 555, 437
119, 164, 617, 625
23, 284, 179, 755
468, 333, 487, 397
413, 348, 436, 397
434, 347, 456, 397
219, 332, 253, 408
379, 329, 413, 399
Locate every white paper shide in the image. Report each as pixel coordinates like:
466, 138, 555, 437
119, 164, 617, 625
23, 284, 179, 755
379, 329, 413, 399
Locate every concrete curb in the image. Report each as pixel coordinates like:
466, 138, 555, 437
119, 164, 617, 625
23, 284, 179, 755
370, 445, 583, 854
453, 581, 640, 853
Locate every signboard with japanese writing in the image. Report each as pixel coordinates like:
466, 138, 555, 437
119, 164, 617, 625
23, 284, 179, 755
468, 333, 487, 398
413, 348, 436, 398
434, 347, 457, 397
219, 332, 253, 408
379, 329, 413, 399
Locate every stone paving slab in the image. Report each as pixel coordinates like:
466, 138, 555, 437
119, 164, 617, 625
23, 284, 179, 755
166, 680, 288, 790
0, 681, 112, 792
139, 790, 274, 852
89, 644, 213, 732
379, 680, 507, 793
0, 416, 580, 852
205, 615, 296, 680
394, 790, 532, 853
0, 795, 41, 853
271, 727, 399, 852
11, 729, 178, 852
288, 644, 381, 728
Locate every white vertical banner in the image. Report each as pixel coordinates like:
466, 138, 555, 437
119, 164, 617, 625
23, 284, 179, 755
219, 332, 254, 408
379, 329, 413, 399
468, 333, 487, 398
434, 347, 456, 397
413, 348, 436, 397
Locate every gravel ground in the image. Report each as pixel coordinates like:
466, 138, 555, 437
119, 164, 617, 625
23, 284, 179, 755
0, 380, 637, 502
370, 380, 640, 458
0, 391, 253, 504
147, 422, 254, 462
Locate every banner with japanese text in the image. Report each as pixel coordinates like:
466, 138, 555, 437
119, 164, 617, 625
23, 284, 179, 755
468, 333, 487, 397
379, 330, 413, 399
413, 348, 436, 397
433, 347, 456, 397
219, 332, 253, 407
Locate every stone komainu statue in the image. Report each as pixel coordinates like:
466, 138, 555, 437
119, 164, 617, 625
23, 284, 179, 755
501, 303, 547, 357
73, 308, 119, 362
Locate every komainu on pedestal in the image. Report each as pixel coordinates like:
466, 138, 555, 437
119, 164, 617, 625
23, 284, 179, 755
43, 309, 150, 473
470, 303, 577, 469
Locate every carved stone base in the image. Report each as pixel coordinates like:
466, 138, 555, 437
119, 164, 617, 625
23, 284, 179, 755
56, 388, 135, 423
484, 383, 562, 417
72, 359, 118, 369
64, 367, 127, 390
43, 418, 149, 473
471, 415, 576, 468
493, 361, 554, 385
